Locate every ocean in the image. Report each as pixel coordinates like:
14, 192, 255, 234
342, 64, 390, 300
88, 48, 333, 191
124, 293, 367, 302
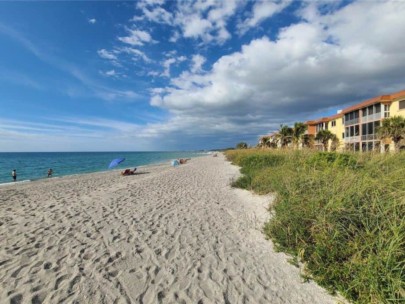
0, 151, 208, 185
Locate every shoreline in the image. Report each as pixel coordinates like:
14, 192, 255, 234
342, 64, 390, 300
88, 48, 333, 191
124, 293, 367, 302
0, 157, 191, 188
0, 153, 339, 303
0, 151, 209, 186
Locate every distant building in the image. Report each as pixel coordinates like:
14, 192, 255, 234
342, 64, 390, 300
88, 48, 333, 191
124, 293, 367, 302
259, 90, 405, 152
305, 90, 405, 152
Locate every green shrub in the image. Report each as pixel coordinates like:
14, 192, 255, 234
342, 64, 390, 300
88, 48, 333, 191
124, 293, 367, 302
225, 149, 405, 304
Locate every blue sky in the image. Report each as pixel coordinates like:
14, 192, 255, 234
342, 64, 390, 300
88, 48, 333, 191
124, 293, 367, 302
1, 0, 405, 152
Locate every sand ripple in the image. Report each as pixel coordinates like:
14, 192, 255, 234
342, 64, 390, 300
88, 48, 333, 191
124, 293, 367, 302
0, 154, 339, 303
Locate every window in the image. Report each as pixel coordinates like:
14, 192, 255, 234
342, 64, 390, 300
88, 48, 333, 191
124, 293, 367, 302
331, 120, 336, 127
384, 104, 390, 118
342, 132, 345, 139
375, 103, 381, 113
400, 100, 405, 110
362, 123, 367, 135
355, 125, 359, 136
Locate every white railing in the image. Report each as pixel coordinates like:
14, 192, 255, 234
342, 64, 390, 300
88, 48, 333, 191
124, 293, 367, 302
344, 136, 360, 143
344, 118, 359, 125
362, 113, 382, 123
361, 134, 377, 141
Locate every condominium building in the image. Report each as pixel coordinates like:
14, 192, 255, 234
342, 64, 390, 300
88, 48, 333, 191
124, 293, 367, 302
306, 90, 405, 152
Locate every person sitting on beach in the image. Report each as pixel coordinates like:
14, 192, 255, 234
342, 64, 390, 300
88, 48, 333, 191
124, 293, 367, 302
179, 158, 190, 164
47, 168, 53, 178
121, 168, 136, 176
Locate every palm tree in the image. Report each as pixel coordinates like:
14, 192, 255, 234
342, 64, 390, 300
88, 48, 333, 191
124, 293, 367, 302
377, 116, 405, 151
292, 122, 308, 149
330, 135, 340, 151
279, 124, 293, 147
315, 129, 334, 151
302, 134, 315, 149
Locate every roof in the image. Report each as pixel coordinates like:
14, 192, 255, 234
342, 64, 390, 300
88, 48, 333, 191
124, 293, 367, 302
306, 89, 405, 124
341, 89, 405, 114
306, 113, 342, 125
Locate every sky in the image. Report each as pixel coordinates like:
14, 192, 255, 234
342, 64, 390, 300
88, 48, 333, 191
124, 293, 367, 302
0, 0, 405, 152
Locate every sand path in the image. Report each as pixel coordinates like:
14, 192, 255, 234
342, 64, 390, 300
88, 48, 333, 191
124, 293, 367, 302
0, 154, 339, 303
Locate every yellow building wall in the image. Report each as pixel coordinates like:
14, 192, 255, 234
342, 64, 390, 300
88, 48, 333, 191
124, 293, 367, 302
385, 97, 405, 152
390, 97, 405, 117
328, 117, 344, 151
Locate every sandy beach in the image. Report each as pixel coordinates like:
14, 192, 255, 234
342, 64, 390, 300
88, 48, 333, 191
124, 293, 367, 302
0, 154, 339, 304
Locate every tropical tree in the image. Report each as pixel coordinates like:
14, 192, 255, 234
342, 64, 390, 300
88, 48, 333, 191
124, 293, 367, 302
315, 129, 335, 151
292, 122, 308, 149
377, 116, 405, 152
259, 136, 270, 148
302, 134, 315, 149
330, 135, 340, 151
236, 142, 248, 149
279, 124, 293, 147
268, 134, 280, 148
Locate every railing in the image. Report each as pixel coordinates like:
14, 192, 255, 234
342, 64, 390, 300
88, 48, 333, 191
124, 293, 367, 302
362, 112, 382, 123
344, 118, 359, 126
344, 136, 360, 143
361, 134, 377, 141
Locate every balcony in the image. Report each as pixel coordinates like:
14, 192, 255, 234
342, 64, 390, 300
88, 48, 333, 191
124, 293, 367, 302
344, 136, 360, 143
362, 113, 382, 123
344, 118, 359, 126
361, 134, 377, 141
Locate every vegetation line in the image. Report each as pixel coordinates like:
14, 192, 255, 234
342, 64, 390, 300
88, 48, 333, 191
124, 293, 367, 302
226, 149, 405, 304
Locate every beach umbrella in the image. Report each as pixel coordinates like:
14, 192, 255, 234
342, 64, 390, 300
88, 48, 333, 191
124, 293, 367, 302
108, 158, 125, 169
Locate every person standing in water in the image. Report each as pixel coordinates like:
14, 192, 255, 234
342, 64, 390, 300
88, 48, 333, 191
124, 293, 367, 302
47, 168, 53, 177
11, 169, 17, 182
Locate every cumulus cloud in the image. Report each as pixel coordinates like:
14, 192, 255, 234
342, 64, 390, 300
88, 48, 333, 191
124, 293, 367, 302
149, 0, 405, 142
173, 0, 239, 43
238, 0, 292, 33
190, 54, 206, 73
160, 55, 187, 77
88, 18, 97, 24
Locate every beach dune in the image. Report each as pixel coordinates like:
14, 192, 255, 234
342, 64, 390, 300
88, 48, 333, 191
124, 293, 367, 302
0, 154, 338, 303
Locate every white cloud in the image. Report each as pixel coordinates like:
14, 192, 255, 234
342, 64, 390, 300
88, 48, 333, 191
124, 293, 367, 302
160, 55, 188, 77
162, 58, 176, 77
133, 0, 241, 44
134, 5, 173, 24
173, 0, 239, 44
149, 0, 405, 141
118, 28, 154, 46
238, 0, 292, 33
88, 18, 97, 24
119, 47, 152, 63
100, 69, 117, 77
97, 49, 118, 61
190, 54, 206, 73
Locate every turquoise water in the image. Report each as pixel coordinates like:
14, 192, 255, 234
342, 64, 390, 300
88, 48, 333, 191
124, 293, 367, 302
0, 151, 207, 185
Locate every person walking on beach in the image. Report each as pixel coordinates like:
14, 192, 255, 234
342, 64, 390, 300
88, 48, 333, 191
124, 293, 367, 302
11, 169, 17, 182
47, 168, 53, 178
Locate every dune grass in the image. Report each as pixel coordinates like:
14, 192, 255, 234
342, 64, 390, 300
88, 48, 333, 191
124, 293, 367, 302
225, 149, 405, 304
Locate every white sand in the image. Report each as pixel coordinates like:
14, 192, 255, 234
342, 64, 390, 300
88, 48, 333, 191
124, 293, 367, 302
0, 154, 340, 304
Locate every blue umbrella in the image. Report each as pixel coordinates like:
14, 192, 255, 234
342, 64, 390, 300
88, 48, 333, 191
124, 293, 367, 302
108, 158, 125, 169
